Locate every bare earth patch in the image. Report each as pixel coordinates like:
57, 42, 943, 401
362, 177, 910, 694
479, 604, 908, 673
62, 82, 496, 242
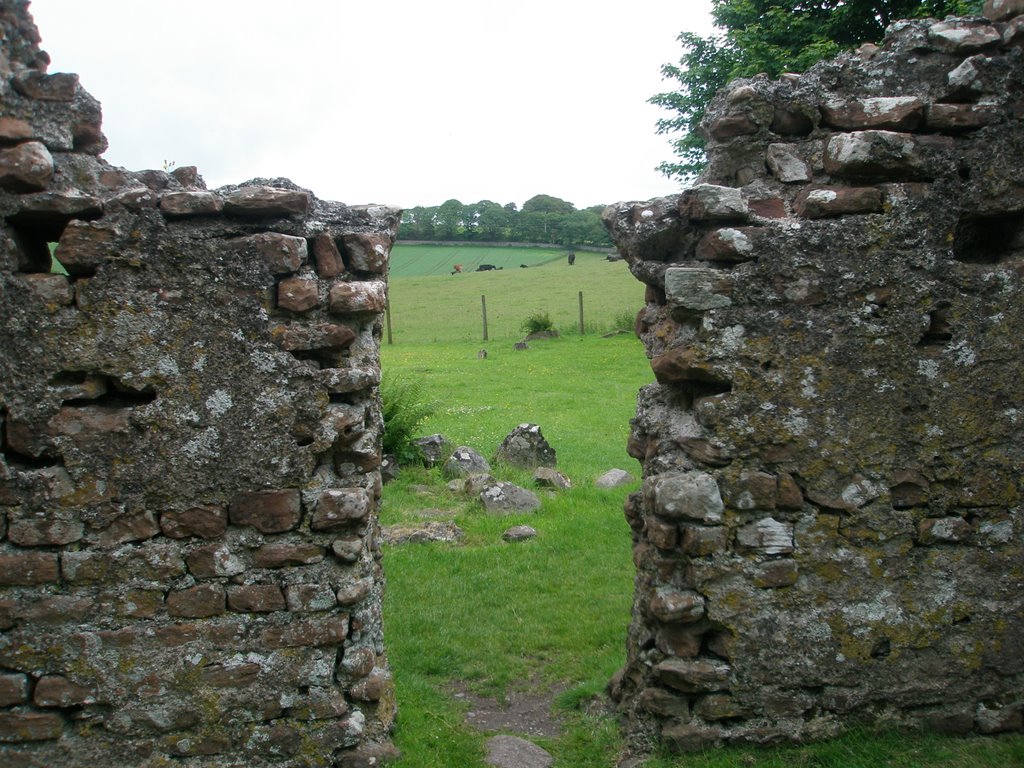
450, 682, 567, 739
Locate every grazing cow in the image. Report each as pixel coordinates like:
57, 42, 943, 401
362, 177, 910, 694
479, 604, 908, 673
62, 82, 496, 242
520, 264, 528, 268
451, 263, 463, 275
477, 264, 497, 271
567, 252, 576, 265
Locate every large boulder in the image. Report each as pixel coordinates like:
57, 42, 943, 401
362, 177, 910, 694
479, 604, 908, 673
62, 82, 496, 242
443, 446, 491, 478
496, 423, 556, 469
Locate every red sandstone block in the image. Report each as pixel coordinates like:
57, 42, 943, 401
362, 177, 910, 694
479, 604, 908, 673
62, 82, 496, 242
0, 140, 54, 192
748, 197, 788, 218
795, 186, 883, 218
285, 583, 337, 612
753, 559, 800, 588
166, 583, 226, 618
330, 536, 363, 562
680, 525, 728, 556
253, 542, 325, 568
227, 584, 286, 613
164, 733, 231, 757
15, 594, 94, 624
726, 470, 777, 510
7, 511, 84, 546
89, 510, 161, 547
349, 667, 391, 702
277, 277, 319, 313
200, 662, 261, 688
312, 232, 346, 278
655, 624, 704, 658
222, 186, 310, 216
258, 615, 349, 649
0, 550, 59, 585
186, 542, 245, 578
34, 675, 97, 707
53, 220, 119, 275
339, 646, 376, 679
15, 274, 73, 306
12, 70, 78, 100
709, 113, 759, 140
0, 116, 33, 141
645, 518, 678, 550
230, 232, 307, 275
159, 190, 223, 217
311, 489, 371, 531
776, 473, 805, 510
229, 489, 302, 533
336, 578, 372, 607
0, 711, 63, 742
49, 405, 131, 437
650, 589, 705, 624
822, 96, 925, 131
328, 281, 388, 315
269, 322, 357, 352
160, 505, 228, 539
0, 673, 29, 707
341, 233, 391, 274
113, 589, 164, 619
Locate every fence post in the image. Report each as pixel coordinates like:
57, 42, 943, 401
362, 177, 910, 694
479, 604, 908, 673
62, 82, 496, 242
385, 299, 394, 345
578, 291, 584, 335
481, 295, 488, 341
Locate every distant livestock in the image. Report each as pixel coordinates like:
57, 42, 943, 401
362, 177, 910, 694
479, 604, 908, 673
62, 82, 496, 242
451, 263, 463, 275
477, 264, 503, 271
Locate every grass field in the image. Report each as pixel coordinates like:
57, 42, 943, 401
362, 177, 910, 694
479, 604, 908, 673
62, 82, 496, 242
387, 245, 641, 344
378, 245, 1024, 767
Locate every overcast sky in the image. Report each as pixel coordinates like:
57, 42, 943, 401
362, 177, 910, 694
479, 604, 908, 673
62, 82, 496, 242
29, 1, 716, 210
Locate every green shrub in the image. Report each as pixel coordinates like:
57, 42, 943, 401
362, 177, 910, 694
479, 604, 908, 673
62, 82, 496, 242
380, 373, 434, 465
612, 309, 636, 332
521, 310, 554, 335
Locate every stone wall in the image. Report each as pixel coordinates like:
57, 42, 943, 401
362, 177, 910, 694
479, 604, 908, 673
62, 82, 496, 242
606, 1, 1024, 753
0, 1, 398, 765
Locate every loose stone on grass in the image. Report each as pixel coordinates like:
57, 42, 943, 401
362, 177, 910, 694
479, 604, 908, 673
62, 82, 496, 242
596, 468, 635, 488
533, 467, 572, 490
502, 525, 537, 542
444, 446, 491, 478
480, 482, 541, 514
485, 735, 554, 768
379, 521, 464, 545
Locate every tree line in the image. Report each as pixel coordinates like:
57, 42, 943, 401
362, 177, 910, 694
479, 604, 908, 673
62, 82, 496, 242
398, 194, 612, 247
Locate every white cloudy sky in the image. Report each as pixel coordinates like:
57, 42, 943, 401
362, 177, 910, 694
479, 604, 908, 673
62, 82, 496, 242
29, 1, 716, 210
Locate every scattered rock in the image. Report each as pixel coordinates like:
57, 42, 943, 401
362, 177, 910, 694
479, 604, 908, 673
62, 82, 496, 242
413, 433, 451, 467
380, 454, 400, 483
485, 735, 554, 768
503, 525, 537, 542
480, 482, 541, 514
533, 467, 572, 490
496, 423, 557, 469
513, 341, 529, 350
443, 446, 491, 478
379, 521, 463, 545
596, 469, 635, 488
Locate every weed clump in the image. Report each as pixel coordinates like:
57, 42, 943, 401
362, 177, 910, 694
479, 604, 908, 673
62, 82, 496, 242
380, 373, 434, 465
521, 311, 555, 335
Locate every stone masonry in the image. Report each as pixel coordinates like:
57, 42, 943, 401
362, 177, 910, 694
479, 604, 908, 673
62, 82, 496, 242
606, 2, 1024, 753
0, 2, 398, 765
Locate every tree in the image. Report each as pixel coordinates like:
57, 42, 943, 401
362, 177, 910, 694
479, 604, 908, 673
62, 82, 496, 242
651, 0, 985, 180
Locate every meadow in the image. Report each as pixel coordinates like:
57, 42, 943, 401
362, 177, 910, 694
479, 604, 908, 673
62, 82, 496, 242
379, 246, 1024, 767
386, 244, 641, 344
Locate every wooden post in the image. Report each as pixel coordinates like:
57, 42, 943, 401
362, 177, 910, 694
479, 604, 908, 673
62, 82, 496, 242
481, 295, 488, 341
578, 291, 585, 335
385, 299, 394, 345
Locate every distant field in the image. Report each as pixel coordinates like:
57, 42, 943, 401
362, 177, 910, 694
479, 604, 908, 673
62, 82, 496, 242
387, 245, 642, 344
390, 244, 570, 277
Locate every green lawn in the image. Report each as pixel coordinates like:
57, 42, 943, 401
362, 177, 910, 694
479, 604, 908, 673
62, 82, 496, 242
377, 251, 1024, 767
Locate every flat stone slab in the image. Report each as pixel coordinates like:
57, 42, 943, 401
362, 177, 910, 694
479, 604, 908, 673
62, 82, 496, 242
379, 521, 463, 545
480, 482, 541, 514
485, 735, 554, 768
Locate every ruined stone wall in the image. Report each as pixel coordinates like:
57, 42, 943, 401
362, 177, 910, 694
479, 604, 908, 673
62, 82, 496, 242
0, 2, 398, 765
606, 1, 1024, 753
